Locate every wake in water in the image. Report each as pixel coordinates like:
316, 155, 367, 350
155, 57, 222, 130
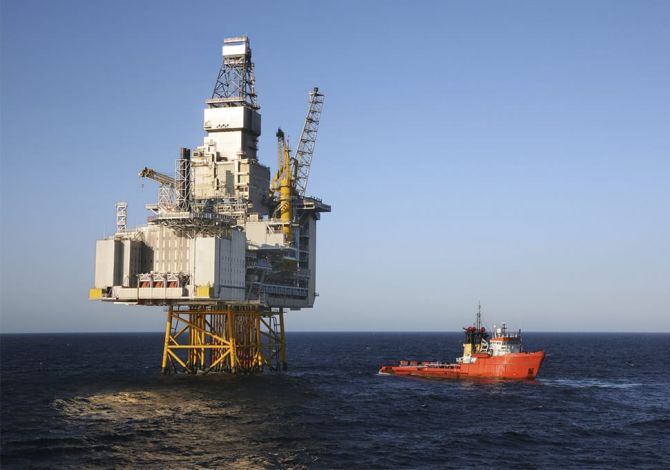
541, 378, 642, 389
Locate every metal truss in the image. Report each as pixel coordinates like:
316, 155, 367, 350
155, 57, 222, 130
148, 211, 234, 238
115, 201, 128, 233
161, 304, 286, 374
209, 38, 258, 110
175, 154, 191, 211
294, 88, 325, 196
157, 185, 174, 212
191, 197, 249, 221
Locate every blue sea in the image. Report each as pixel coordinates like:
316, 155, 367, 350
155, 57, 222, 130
1, 332, 669, 468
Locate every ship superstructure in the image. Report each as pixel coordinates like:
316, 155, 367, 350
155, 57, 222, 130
89, 37, 330, 374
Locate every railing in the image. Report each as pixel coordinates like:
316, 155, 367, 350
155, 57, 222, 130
260, 284, 308, 297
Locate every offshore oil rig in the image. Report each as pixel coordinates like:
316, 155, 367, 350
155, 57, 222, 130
89, 36, 330, 374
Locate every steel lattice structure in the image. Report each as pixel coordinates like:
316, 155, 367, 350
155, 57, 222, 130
294, 88, 325, 196
209, 37, 258, 110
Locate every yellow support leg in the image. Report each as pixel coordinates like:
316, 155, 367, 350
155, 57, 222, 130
161, 306, 173, 374
279, 308, 287, 371
159, 304, 285, 375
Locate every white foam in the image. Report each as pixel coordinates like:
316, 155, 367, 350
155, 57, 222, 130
541, 378, 642, 389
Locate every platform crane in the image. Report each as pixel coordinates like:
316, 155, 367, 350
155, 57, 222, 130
138, 167, 176, 186
294, 87, 325, 197
269, 88, 325, 241
270, 129, 294, 240
138, 167, 177, 212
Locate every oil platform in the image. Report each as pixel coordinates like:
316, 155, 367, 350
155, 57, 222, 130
89, 37, 330, 374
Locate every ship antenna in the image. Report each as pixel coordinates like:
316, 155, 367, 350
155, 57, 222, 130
476, 302, 482, 330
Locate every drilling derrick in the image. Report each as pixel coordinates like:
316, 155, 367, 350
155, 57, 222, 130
89, 36, 330, 374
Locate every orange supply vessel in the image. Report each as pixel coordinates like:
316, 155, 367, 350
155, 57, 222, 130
379, 306, 545, 380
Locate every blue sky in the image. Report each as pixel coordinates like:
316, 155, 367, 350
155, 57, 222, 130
1, 0, 668, 332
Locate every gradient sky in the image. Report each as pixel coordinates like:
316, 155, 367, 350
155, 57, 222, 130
1, 1, 668, 333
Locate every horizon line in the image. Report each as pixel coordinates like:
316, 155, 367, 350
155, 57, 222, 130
1, 330, 668, 335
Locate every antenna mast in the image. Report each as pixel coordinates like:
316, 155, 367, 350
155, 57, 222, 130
476, 302, 482, 330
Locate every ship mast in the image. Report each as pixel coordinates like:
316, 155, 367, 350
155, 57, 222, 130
476, 301, 482, 330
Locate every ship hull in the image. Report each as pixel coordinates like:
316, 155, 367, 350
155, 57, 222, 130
379, 351, 545, 380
